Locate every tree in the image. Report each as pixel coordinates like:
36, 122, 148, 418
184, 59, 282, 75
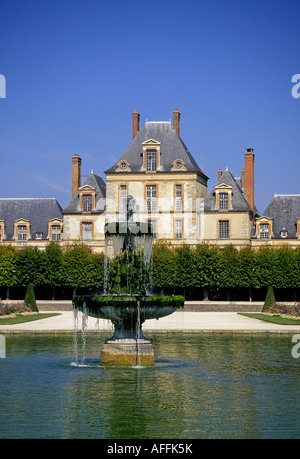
0, 245, 17, 299
15, 246, 46, 287
44, 242, 65, 299
263, 286, 276, 312
24, 283, 38, 312
152, 243, 177, 289
63, 243, 103, 296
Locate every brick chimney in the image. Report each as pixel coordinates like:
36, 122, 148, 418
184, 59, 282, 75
72, 154, 81, 198
217, 169, 222, 181
132, 110, 140, 139
173, 109, 180, 136
244, 148, 255, 212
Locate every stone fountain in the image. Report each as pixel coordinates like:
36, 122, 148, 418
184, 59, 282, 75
73, 195, 184, 366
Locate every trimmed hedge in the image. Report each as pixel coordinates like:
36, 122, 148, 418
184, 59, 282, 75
0, 242, 300, 300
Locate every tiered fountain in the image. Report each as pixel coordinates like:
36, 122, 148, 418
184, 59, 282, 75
73, 196, 184, 366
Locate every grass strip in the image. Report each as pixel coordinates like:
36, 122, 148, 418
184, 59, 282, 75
0, 313, 61, 325
239, 313, 300, 326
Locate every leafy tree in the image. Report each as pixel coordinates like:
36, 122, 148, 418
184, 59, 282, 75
15, 246, 46, 287
63, 243, 103, 295
44, 242, 65, 299
0, 246, 17, 297
152, 243, 177, 289
194, 243, 220, 288
175, 244, 197, 290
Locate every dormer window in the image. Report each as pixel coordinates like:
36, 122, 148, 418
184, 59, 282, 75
48, 219, 63, 241
260, 224, 269, 240
18, 226, 27, 241
214, 184, 233, 210
219, 193, 228, 210
116, 160, 130, 171
256, 216, 272, 240
14, 219, 30, 242
171, 159, 186, 170
83, 194, 92, 212
142, 139, 161, 171
79, 185, 96, 212
146, 150, 157, 171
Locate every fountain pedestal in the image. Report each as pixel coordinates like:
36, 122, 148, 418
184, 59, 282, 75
101, 339, 154, 366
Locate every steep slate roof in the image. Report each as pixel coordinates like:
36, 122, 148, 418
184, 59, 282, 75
204, 169, 252, 212
63, 171, 106, 213
105, 121, 208, 182
0, 198, 63, 240
263, 194, 300, 238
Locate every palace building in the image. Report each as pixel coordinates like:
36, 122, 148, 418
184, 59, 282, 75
1, 109, 299, 250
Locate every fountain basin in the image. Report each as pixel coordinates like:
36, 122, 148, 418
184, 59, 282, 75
73, 295, 184, 366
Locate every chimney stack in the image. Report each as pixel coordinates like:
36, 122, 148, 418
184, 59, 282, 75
132, 110, 140, 139
173, 109, 180, 136
217, 169, 222, 181
72, 154, 82, 198
244, 148, 255, 213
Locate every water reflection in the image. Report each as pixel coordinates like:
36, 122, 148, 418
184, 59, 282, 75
0, 334, 300, 439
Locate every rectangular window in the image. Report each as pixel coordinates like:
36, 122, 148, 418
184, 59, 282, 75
146, 150, 157, 171
146, 185, 157, 212
82, 222, 93, 240
82, 194, 92, 212
119, 185, 127, 214
147, 219, 157, 239
175, 219, 183, 238
175, 184, 182, 212
260, 223, 269, 240
17, 226, 27, 241
219, 193, 228, 210
219, 220, 229, 239
51, 225, 61, 241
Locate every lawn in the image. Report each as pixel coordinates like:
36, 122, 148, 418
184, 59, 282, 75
0, 313, 61, 325
239, 313, 300, 326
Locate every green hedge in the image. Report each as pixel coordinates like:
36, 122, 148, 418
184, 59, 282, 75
0, 242, 300, 299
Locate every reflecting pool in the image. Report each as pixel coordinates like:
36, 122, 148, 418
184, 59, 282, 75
0, 333, 300, 439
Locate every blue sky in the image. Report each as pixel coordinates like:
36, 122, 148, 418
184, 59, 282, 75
1, 0, 299, 213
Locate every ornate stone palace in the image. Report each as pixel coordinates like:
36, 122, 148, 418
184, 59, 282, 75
1, 109, 300, 250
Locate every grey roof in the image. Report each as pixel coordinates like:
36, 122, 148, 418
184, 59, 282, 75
263, 194, 300, 238
0, 198, 63, 240
63, 171, 106, 213
105, 121, 208, 183
204, 169, 252, 212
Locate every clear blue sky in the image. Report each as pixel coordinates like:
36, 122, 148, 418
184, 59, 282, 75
1, 0, 300, 214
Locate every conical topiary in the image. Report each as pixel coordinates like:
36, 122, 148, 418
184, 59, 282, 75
24, 283, 38, 312
263, 286, 276, 312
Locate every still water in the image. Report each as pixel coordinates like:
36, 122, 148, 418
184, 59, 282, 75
0, 333, 299, 439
